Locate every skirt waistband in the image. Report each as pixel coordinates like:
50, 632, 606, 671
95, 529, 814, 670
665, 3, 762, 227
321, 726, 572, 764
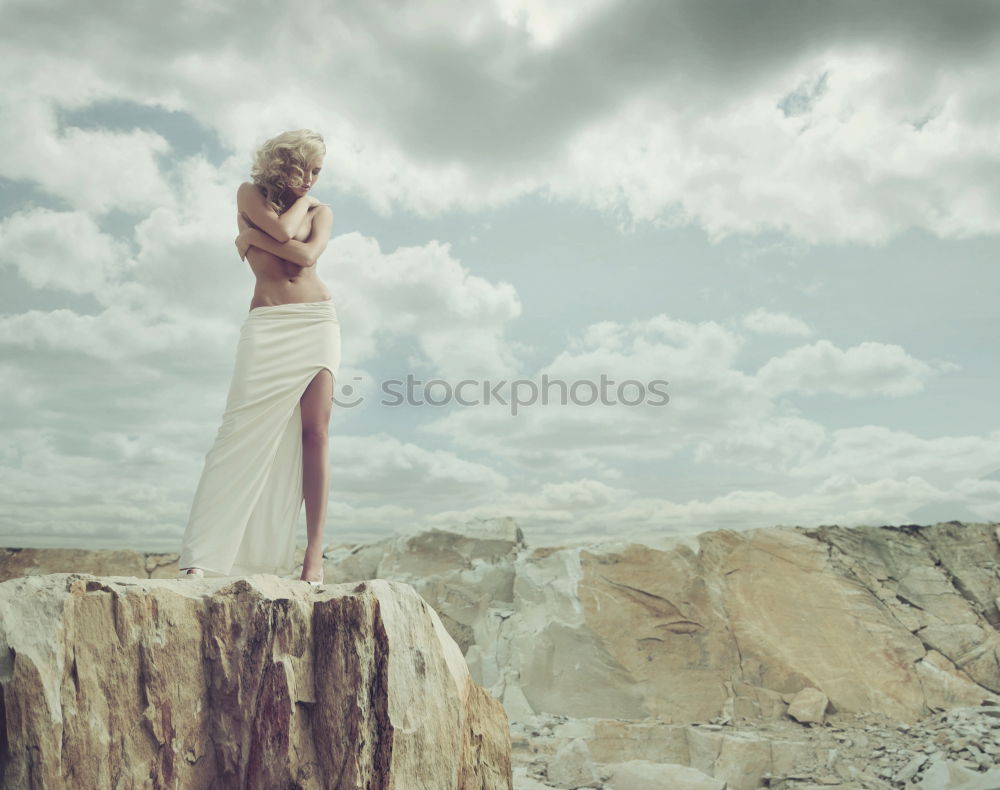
247, 298, 336, 316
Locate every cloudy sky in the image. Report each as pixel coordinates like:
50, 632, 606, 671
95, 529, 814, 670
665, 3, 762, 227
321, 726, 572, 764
1, 0, 998, 554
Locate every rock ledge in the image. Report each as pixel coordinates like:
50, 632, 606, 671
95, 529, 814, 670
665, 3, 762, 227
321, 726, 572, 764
0, 573, 512, 789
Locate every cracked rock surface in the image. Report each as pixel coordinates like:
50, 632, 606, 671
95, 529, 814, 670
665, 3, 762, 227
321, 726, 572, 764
0, 574, 511, 789
2, 518, 998, 788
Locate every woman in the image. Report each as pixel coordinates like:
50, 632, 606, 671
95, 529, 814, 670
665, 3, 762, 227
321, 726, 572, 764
177, 129, 340, 586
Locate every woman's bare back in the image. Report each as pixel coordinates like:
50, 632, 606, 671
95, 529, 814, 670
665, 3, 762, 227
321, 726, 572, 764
242, 197, 332, 311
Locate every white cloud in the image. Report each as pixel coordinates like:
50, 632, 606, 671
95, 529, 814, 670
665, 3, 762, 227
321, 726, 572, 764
2, 0, 997, 243
1, 0, 997, 550
422, 313, 762, 473
538, 477, 628, 508
694, 421, 1000, 486
756, 339, 939, 397
693, 416, 828, 473
330, 433, 508, 502
494, 0, 615, 48
0, 86, 171, 215
421, 311, 988, 500
0, 306, 205, 363
0, 208, 132, 297
419, 471, 994, 546
325, 232, 524, 378
423, 476, 639, 532
795, 426, 1000, 484
419, 315, 772, 490
742, 308, 812, 337
128, 153, 250, 315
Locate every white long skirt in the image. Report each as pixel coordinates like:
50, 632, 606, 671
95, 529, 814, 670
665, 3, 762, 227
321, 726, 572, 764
178, 298, 341, 577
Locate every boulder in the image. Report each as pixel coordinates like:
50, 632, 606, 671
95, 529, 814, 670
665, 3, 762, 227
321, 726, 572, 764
605, 760, 725, 790
787, 687, 830, 724
0, 573, 511, 789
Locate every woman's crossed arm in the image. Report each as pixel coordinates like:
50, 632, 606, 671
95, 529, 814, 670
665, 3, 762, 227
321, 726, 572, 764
236, 205, 333, 268
236, 181, 314, 243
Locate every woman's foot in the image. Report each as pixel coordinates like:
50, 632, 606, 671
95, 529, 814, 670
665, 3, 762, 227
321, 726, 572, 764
298, 567, 324, 585
298, 549, 325, 585
296, 568, 324, 587
177, 566, 205, 579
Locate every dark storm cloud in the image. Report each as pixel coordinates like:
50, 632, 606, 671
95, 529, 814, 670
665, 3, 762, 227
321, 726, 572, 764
4, 0, 998, 167
2, 0, 999, 239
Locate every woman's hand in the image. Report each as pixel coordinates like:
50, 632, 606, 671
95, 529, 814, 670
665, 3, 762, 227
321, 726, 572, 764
235, 230, 252, 261
235, 212, 253, 260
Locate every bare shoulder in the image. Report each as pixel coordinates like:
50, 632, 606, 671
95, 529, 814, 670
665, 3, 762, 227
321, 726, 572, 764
236, 181, 264, 202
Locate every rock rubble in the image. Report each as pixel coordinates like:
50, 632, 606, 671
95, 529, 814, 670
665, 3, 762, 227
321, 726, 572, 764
509, 704, 1000, 789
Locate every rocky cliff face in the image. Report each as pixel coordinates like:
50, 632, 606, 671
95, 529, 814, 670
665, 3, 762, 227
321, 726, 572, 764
3, 519, 998, 789
0, 574, 512, 789
319, 519, 1000, 724
293, 518, 1000, 789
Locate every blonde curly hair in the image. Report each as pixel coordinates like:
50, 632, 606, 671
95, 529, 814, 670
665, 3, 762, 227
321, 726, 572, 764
250, 129, 326, 215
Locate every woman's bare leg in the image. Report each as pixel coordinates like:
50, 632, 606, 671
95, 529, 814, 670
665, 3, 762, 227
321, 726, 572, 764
299, 369, 334, 581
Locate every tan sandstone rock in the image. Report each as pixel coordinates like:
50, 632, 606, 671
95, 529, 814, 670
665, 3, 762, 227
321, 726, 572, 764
0, 546, 164, 580
4, 518, 1000, 786
494, 522, 1000, 725
0, 573, 511, 789
787, 687, 830, 724
5, 520, 1000, 730
605, 760, 726, 790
